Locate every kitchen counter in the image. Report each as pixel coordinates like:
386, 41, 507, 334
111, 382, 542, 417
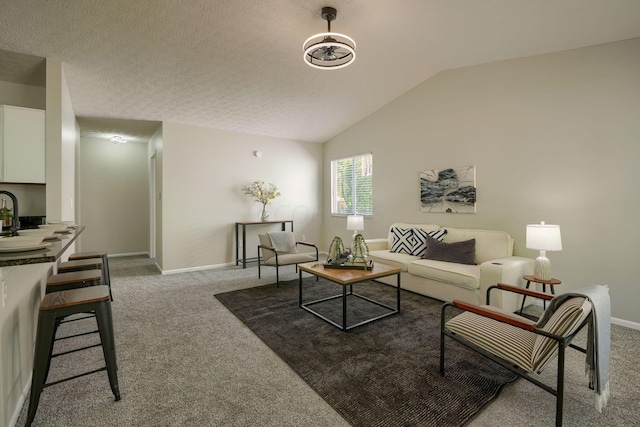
0, 226, 84, 267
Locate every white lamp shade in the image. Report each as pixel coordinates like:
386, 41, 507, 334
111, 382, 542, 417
526, 222, 562, 251
346, 215, 364, 231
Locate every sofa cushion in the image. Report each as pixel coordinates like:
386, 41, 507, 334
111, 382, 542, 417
442, 228, 513, 264
390, 227, 415, 254
368, 250, 418, 272
408, 259, 480, 290
264, 252, 317, 266
423, 235, 476, 265
411, 228, 448, 256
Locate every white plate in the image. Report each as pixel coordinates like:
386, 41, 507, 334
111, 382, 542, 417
48, 220, 75, 226
38, 224, 68, 232
0, 242, 52, 253
0, 236, 46, 248
17, 229, 57, 238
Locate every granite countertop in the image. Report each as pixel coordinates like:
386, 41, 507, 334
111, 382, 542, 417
0, 226, 85, 267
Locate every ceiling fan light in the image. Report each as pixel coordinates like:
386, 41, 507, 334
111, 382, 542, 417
303, 7, 356, 70
302, 32, 357, 51
303, 36, 356, 70
111, 135, 127, 144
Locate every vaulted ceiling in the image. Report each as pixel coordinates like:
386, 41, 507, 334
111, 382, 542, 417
1, 1, 639, 143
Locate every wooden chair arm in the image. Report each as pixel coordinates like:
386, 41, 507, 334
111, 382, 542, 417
258, 244, 276, 251
452, 300, 537, 331
497, 283, 555, 301
296, 241, 317, 248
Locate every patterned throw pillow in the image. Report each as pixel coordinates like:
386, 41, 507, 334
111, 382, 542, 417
390, 227, 415, 254
411, 228, 447, 256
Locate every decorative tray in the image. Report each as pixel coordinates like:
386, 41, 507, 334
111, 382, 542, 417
323, 260, 374, 270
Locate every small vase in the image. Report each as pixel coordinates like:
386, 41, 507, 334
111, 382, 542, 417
260, 204, 269, 222
351, 234, 369, 263
327, 236, 345, 263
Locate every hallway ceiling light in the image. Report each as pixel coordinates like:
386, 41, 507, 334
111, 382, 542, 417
111, 136, 127, 144
303, 7, 356, 70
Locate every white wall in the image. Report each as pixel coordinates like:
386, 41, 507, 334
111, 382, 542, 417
45, 59, 77, 227
0, 184, 45, 216
323, 38, 640, 323
78, 137, 150, 255
160, 122, 323, 273
0, 81, 45, 110
0, 59, 77, 426
149, 126, 163, 261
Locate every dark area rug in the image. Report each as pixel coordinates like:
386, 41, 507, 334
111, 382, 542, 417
215, 277, 518, 427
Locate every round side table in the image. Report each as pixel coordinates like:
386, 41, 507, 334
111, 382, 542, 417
519, 275, 561, 314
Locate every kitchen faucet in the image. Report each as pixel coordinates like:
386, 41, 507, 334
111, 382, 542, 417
0, 191, 20, 236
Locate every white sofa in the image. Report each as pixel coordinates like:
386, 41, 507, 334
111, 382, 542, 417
366, 223, 533, 313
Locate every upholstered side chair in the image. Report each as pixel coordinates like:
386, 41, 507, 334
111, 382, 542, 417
440, 283, 607, 427
258, 231, 318, 286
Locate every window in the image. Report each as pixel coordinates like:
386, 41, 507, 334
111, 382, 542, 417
331, 153, 373, 216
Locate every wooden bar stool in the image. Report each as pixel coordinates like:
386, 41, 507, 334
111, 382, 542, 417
46, 269, 104, 334
26, 285, 121, 426
58, 258, 103, 274
46, 269, 103, 294
57, 258, 106, 296
69, 251, 113, 301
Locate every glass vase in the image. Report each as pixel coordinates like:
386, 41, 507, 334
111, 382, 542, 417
351, 234, 369, 264
260, 204, 269, 222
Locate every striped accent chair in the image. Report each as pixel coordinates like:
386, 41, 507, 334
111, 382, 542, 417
440, 284, 593, 427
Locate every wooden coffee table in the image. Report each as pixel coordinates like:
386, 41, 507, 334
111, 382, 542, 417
298, 261, 402, 331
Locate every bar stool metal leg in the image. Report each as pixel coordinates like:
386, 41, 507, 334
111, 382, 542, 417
26, 286, 120, 426
95, 298, 121, 400
26, 310, 57, 426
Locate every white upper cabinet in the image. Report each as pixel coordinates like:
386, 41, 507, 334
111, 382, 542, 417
0, 105, 46, 184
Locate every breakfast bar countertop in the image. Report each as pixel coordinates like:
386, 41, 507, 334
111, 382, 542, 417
0, 226, 85, 267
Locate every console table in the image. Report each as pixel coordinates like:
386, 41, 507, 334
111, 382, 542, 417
235, 220, 293, 268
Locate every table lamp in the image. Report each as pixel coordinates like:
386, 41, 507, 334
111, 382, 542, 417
346, 215, 364, 239
526, 221, 562, 281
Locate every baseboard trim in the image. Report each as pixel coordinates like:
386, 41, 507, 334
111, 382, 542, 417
9, 373, 32, 427
612, 317, 640, 331
160, 262, 235, 275
108, 251, 150, 258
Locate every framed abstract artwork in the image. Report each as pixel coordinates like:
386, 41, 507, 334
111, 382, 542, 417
420, 166, 476, 213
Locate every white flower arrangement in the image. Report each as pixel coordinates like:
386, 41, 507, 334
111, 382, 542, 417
241, 181, 281, 206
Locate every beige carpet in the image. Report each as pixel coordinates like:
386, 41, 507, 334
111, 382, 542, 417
14, 255, 640, 426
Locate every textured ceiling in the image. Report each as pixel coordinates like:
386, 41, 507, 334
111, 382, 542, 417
1, 1, 640, 143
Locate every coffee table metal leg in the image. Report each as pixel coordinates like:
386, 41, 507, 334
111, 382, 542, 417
342, 285, 347, 331
397, 273, 401, 312
299, 268, 303, 307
